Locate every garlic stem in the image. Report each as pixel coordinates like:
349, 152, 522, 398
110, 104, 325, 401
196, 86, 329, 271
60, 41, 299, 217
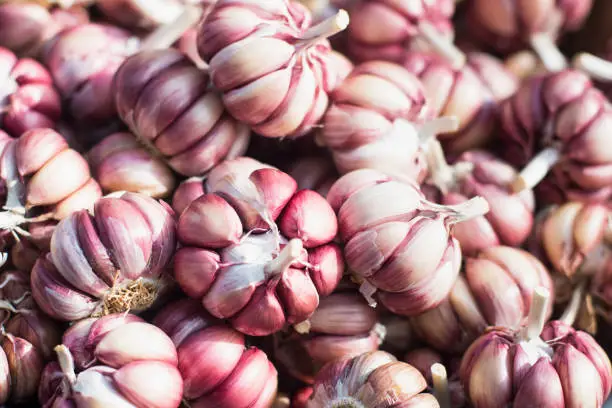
359, 280, 378, 307
522, 287, 550, 341
573, 53, 612, 82
418, 116, 460, 146
264, 239, 303, 277
372, 323, 387, 345
439, 196, 490, 224
431, 363, 451, 408
299, 9, 350, 43
424, 139, 455, 194
417, 22, 466, 70
139, 5, 203, 51
294, 319, 312, 334
0, 300, 17, 315
559, 280, 587, 327
512, 147, 560, 193
529, 33, 567, 72
55, 345, 77, 386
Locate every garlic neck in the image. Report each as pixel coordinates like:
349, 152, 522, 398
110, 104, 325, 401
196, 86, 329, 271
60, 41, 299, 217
55, 345, 78, 387
264, 239, 304, 278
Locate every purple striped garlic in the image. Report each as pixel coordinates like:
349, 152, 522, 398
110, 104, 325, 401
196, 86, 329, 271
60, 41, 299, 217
346, 0, 455, 63
0, 47, 61, 137
500, 70, 612, 204
174, 157, 343, 336
88, 132, 176, 199
319, 60, 445, 182
114, 48, 250, 177
154, 298, 278, 407
30, 191, 176, 321
423, 141, 534, 256
403, 51, 518, 154
307, 350, 438, 407
39, 314, 183, 408
410, 246, 553, 353
276, 288, 385, 383
460, 288, 612, 408
328, 168, 489, 316
0, 128, 101, 249
196, 0, 349, 138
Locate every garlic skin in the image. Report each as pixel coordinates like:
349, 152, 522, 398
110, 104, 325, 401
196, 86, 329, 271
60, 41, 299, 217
43, 23, 135, 125
319, 60, 429, 182
460, 321, 612, 408
329, 168, 489, 316
31, 192, 176, 321
499, 70, 612, 204
307, 350, 439, 407
39, 314, 183, 408
346, 0, 455, 63
88, 132, 176, 199
467, 0, 592, 54
410, 246, 553, 353
275, 289, 384, 383
197, 0, 347, 138
114, 49, 251, 177
154, 298, 278, 408
403, 52, 518, 154
0, 47, 61, 137
174, 158, 343, 336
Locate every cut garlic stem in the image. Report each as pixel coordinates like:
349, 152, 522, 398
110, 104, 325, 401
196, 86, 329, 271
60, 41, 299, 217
523, 287, 550, 341
529, 33, 567, 72
55, 344, 77, 386
139, 5, 203, 51
293, 320, 312, 334
512, 147, 560, 193
559, 280, 587, 327
359, 280, 378, 308
417, 21, 466, 70
265, 239, 303, 277
299, 9, 349, 44
418, 116, 460, 146
573, 53, 612, 82
427, 195, 490, 224
424, 139, 454, 195
431, 363, 451, 408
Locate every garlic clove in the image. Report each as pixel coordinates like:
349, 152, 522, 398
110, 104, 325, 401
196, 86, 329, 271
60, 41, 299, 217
72, 367, 135, 408
192, 348, 272, 408
178, 194, 242, 248
249, 168, 298, 225
571, 331, 612, 395
119, 192, 176, 277
308, 292, 377, 335
84, 314, 145, 363
31, 256, 98, 321
357, 361, 427, 406
177, 326, 244, 399
276, 267, 320, 325
306, 244, 344, 297
62, 318, 97, 370
279, 190, 338, 248
15, 128, 68, 177
53, 178, 102, 220
174, 247, 220, 299
303, 332, 381, 364
172, 178, 205, 216
94, 322, 177, 368
112, 361, 183, 408
553, 343, 605, 407
465, 336, 512, 407
249, 363, 278, 408
6, 310, 62, 361
231, 284, 286, 336
50, 213, 111, 296
2, 335, 43, 403
513, 358, 564, 408
326, 169, 392, 212
74, 210, 117, 287
27, 149, 92, 206
93, 197, 152, 280
202, 263, 262, 320
410, 300, 464, 352
0, 348, 9, 404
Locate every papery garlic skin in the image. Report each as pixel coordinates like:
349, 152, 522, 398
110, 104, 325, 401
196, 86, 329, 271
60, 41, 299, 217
31, 192, 176, 321
154, 299, 278, 408
307, 350, 438, 407
410, 246, 553, 353
197, 0, 346, 138
174, 158, 343, 336
39, 314, 183, 408
114, 49, 251, 177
